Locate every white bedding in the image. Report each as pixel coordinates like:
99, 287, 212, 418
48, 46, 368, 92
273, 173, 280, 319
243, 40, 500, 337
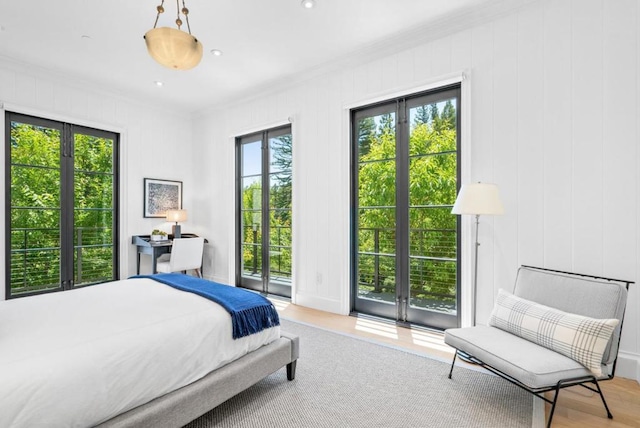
0, 278, 280, 428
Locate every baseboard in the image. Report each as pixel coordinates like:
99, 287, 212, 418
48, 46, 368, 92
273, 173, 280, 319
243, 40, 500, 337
203, 274, 233, 285
616, 351, 640, 382
294, 292, 342, 314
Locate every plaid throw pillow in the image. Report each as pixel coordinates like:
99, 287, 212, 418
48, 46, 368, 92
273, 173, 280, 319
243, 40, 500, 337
488, 289, 619, 376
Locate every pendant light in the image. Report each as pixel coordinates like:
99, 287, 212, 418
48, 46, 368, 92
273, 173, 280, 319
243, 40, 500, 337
144, 0, 203, 70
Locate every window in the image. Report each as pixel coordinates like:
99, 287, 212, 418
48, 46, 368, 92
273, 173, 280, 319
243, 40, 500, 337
351, 85, 461, 329
5, 112, 119, 298
236, 125, 292, 297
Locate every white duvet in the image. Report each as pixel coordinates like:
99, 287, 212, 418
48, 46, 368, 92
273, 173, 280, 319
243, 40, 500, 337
0, 278, 280, 428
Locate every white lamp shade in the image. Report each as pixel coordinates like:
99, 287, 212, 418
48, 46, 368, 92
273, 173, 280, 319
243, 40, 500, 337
144, 27, 203, 70
451, 183, 504, 216
165, 209, 187, 223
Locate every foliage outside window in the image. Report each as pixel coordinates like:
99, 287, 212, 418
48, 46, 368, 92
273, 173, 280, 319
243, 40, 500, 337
7, 114, 118, 297
353, 86, 460, 329
238, 126, 292, 297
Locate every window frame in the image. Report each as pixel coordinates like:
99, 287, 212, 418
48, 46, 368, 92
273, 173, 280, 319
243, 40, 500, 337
4, 111, 120, 299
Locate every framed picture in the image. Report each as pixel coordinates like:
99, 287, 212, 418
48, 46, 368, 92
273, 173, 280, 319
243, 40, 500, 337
144, 178, 182, 218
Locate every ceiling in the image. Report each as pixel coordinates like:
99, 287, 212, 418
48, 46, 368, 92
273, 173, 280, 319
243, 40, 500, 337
0, 0, 505, 113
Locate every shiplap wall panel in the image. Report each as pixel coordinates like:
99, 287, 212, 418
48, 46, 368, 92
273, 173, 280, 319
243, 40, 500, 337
603, 0, 637, 279
340, 69, 356, 108
329, 72, 349, 308
70, 87, 89, 120
516, 3, 545, 270
301, 83, 320, 297
397, 50, 415, 85
353, 63, 368, 102
101, 97, 117, 126
431, 36, 452, 78
35, 79, 55, 112
542, 0, 573, 271
636, 0, 640, 360
602, 0, 639, 355
194, 0, 640, 378
572, 0, 605, 275
492, 15, 519, 299
15, 74, 36, 107
381, 56, 397, 92
315, 77, 331, 299
451, 30, 472, 74
0, 68, 16, 101
54, 84, 72, 114
86, 93, 102, 122
413, 42, 432, 83
470, 23, 496, 321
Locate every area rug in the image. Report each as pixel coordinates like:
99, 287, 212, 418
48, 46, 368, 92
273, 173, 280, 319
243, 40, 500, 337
184, 319, 533, 428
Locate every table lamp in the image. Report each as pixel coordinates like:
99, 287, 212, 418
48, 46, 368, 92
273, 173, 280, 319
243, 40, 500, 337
165, 209, 187, 238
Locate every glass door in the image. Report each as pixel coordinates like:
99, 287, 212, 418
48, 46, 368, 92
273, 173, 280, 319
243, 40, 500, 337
404, 94, 459, 327
237, 125, 292, 297
353, 104, 399, 320
72, 127, 118, 286
6, 112, 119, 298
352, 85, 460, 330
7, 116, 64, 295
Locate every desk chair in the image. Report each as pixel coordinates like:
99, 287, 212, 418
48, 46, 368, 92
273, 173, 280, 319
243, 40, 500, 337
156, 237, 205, 278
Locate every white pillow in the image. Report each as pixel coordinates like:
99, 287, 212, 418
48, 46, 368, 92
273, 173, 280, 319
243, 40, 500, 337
488, 289, 619, 376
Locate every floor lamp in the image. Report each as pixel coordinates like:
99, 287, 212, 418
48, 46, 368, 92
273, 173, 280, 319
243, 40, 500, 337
451, 182, 504, 326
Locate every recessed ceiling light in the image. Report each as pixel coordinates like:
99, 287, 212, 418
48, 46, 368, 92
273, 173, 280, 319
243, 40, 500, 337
301, 0, 316, 9
210, 49, 223, 56
154, 81, 164, 87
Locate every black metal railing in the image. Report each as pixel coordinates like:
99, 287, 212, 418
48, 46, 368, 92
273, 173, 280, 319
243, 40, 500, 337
9, 226, 114, 294
241, 224, 292, 281
357, 227, 457, 303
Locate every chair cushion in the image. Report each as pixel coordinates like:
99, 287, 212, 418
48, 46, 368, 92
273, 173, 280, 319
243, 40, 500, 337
488, 289, 618, 376
445, 326, 598, 389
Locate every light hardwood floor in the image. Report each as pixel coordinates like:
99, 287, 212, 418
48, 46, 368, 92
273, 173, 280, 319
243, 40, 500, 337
272, 300, 640, 428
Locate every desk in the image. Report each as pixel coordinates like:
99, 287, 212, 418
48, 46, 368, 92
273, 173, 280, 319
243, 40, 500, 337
132, 234, 204, 274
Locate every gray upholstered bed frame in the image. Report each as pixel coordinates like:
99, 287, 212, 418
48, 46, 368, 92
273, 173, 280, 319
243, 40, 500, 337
97, 331, 299, 428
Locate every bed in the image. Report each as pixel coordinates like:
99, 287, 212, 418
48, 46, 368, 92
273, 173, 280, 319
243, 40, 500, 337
0, 275, 299, 428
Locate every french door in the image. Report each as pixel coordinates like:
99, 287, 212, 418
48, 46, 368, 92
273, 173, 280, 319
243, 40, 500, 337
236, 125, 292, 297
5, 112, 119, 298
351, 85, 461, 330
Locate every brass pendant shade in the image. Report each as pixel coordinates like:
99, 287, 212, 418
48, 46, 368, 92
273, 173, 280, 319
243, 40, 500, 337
145, 27, 203, 70
144, 0, 203, 70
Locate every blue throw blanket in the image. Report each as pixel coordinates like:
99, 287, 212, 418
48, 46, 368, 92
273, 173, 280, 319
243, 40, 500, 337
132, 273, 280, 339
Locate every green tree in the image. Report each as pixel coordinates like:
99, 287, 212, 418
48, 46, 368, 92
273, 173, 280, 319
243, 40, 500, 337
413, 105, 430, 126
9, 122, 115, 292
378, 113, 395, 137
357, 116, 376, 158
241, 133, 293, 281
441, 100, 456, 129
357, 102, 458, 303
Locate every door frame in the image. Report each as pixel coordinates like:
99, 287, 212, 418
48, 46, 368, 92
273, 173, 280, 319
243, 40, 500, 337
349, 84, 462, 330
235, 124, 292, 298
4, 111, 120, 299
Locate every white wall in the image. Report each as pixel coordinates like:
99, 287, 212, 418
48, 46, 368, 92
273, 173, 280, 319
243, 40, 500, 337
193, 0, 640, 380
0, 57, 196, 298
